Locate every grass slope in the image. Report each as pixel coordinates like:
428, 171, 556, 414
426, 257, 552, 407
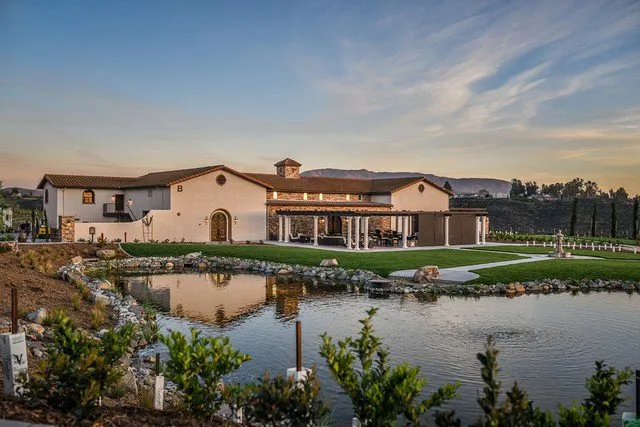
470, 259, 640, 284
466, 245, 640, 260
121, 243, 523, 277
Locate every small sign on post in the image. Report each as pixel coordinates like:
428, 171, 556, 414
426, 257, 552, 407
154, 352, 164, 410
0, 332, 29, 396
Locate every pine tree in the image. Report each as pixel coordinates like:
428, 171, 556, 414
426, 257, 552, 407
610, 202, 617, 239
591, 202, 597, 237
443, 181, 453, 192
569, 199, 578, 236
633, 198, 638, 240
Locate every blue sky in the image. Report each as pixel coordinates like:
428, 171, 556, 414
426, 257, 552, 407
1, 0, 639, 193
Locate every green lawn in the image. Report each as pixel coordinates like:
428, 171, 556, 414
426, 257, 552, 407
121, 243, 524, 277
470, 259, 640, 284
465, 245, 640, 260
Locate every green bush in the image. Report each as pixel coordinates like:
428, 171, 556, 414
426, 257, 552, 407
160, 328, 251, 420
236, 368, 331, 425
23, 316, 135, 417
320, 308, 459, 425
557, 361, 633, 427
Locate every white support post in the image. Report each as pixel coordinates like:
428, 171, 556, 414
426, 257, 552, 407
278, 216, 284, 242
475, 216, 481, 245
313, 216, 319, 246
284, 217, 291, 243
444, 215, 450, 247
481, 216, 486, 244
324, 216, 329, 234
363, 217, 370, 250
154, 374, 165, 410
402, 216, 409, 248
346, 217, 352, 249
354, 216, 361, 250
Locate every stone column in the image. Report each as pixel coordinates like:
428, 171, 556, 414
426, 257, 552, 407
363, 217, 370, 250
313, 216, 319, 246
402, 216, 409, 248
284, 217, 291, 243
278, 215, 284, 242
475, 216, 481, 245
444, 215, 450, 246
481, 216, 486, 245
354, 216, 361, 250
346, 217, 353, 249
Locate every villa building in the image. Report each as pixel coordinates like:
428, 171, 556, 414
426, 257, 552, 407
37, 158, 488, 247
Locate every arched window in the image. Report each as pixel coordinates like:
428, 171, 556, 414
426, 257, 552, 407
82, 189, 95, 204
44, 189, 49, 204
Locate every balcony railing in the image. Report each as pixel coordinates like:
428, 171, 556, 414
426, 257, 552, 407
102, 203, 132, 221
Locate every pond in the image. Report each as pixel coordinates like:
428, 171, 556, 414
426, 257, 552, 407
124, 272, 640, 424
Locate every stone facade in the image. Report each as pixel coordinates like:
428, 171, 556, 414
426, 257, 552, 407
268, 191, 371, 202
266, 205, 392, 240
59, 216, 76, 242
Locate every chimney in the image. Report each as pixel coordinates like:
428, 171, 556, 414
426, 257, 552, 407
274, 158, 302, 179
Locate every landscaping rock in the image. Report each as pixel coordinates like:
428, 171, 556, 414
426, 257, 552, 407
71, 255, 83, 265
26, 307, 48, 325
320, 258, 339, 267
96, 249, 117, 260
94, 294, 111, 306
412, 266, 440, 283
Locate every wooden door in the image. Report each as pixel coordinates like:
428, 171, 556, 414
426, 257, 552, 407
210, 212, 228, 241
115, 195, 125, 212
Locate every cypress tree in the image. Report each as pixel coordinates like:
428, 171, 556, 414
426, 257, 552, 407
610, 201, 617, 238
591, 202, 597, 237
569, 198, 578, 236
633, 197, 639, 240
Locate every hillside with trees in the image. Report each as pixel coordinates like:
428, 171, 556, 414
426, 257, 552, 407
453, 177, 639, 238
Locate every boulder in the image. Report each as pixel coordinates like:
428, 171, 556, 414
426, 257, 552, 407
26, 308, 48, 325
320, 258, 339, 267
71, 256, 83, 265
412, 266, 440, 284
96, 249, 117, 260
23, 322, 45, 337
98, 281, 112, 290
515, 284, 526, 293
164, 262, 174, 270
94, 294, 111, 306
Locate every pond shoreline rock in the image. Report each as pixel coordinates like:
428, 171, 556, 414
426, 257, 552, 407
76, 254, 640, 298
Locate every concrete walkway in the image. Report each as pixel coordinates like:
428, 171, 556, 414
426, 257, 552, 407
388, 251, 603, 283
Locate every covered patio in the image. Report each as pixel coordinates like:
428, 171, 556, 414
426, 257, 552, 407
275, 208, 489, 250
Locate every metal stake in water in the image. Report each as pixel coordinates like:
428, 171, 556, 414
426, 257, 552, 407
296, 320, 302, 372
636, 369, 639, 420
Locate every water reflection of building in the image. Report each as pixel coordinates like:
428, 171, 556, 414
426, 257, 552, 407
125, 273, 338, 326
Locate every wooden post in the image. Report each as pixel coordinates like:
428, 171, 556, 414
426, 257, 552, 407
636, 369, 639, 419
296, 320, 302, 372
11, 286, 18, 334
124, 232, 127, 243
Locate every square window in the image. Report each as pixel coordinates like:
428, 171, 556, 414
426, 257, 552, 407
148, 189, 153, 197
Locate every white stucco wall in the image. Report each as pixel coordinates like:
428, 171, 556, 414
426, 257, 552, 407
123, 187, 171, 220
53, 188, 126, 223
74, 171, 267, 242
43, 184, 59, 228
391, 181, 450, 212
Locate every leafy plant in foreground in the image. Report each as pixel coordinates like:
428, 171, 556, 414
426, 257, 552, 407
23, 316, 135, 417
234, 367, 331, 426
558, 361, 633, 427
320, 307, 459, 425
160, 328, 251, 420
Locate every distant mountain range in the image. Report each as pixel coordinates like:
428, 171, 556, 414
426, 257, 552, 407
1, 187, 43, 197
301, 169, 511, 195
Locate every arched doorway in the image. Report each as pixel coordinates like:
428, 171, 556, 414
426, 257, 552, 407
327, 216, 342, 235
210, 210, 231, 242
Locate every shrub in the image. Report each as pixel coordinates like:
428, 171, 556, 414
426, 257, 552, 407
90, 302, 107, 330
160, 328, 251, 420
238, 368, 331, 425
320, 308, 459, 425
42, 308, 69, 327
557, 361, 633, 427
23, 316, 135, 417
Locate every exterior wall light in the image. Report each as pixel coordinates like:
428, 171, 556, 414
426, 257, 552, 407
111, 195, 116, 202
233, 216, 239, 225
204, 216, 209, 225
127, 199, 133, 206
